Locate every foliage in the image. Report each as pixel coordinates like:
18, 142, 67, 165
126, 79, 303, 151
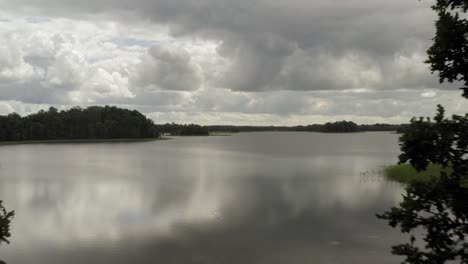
0, 106, 160, 141
0, 201, 14, 244
378, 1, 468, 261
378, 106, 468, 263
395, 124, 410, 134
427, 0, 468, 98
0, 201, 14, 264
383, 163, 453, 184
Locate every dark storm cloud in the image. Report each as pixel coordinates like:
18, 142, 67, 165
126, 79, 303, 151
2, 0, 451, 92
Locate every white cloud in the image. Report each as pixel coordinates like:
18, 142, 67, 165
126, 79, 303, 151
0, 1, 465, 125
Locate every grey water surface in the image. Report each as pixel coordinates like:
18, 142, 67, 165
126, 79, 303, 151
0, 132, 405, 263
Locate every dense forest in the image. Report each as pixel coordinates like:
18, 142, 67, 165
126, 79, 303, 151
0, 106, 159, 141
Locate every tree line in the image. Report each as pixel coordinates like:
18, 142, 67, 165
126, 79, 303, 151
155, 123, 209, 136
208, 122, 407, 133
0, 107, 409, 142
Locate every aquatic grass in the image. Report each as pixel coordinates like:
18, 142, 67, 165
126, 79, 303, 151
383, 163, 453, 184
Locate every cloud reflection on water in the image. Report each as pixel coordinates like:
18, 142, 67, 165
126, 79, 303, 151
0, 132, 404, 263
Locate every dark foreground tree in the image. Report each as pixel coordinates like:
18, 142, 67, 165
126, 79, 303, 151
426, 0, 468, 98
378, 107, 468, 263
0, 201, 14, 264
378, 0, 468, 263
0, 201, 13, 244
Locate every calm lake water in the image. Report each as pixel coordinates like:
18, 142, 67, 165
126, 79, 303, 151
0, 132, 405, 263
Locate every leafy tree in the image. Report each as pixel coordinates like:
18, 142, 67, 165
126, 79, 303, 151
378, 107, 468, 263
378, 1, 468, 263
0, 201, 14, 264
0, 201, 13, 245
426, 0, 468, 98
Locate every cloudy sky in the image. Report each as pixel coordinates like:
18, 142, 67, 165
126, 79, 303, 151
0, 0, 466, 125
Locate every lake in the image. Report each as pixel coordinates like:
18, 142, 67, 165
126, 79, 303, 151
0, 132, 405, 263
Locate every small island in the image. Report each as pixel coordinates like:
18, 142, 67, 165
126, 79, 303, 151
0, 106, 161, 143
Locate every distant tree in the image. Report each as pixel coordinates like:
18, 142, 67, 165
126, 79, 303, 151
378, 1, 468, 263
206, 123, 406, 133
322, 121, 359, 133
179, 124, 210, 136
359, 123, 408, 132
156, 123, 209, 136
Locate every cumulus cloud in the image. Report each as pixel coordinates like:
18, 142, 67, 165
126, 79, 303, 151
0, 17, 139, 104
1, 0, 447, 92
0, 0, 466, 124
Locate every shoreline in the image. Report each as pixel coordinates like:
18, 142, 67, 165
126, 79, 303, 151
0, 138, 169, 146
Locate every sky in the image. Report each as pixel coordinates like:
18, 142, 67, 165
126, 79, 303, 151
0, 0, 466, 125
